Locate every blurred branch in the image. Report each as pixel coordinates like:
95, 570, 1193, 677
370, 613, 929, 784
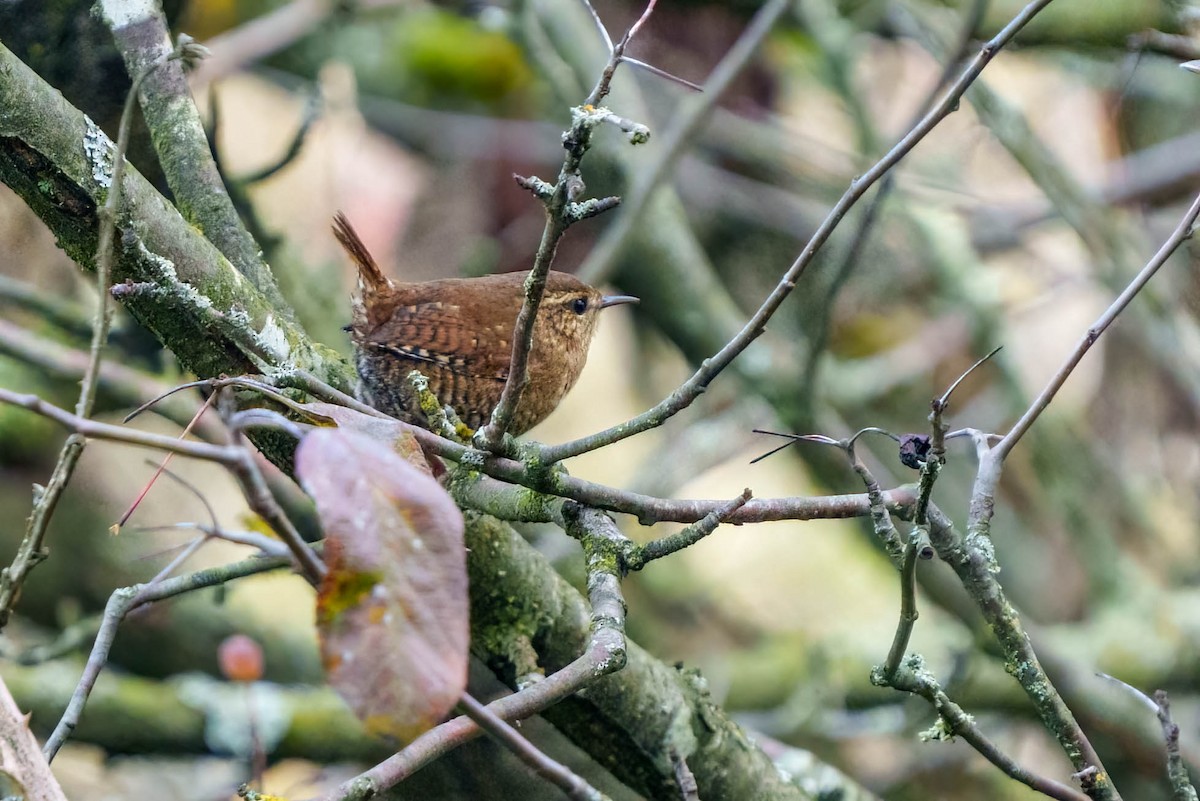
41, 548, 297, 760
0, 275, 94, 339
5, 659, 387, 763
1127, 29, 1200, 61
0, 318, 216, 434
973, 129, 1200, 252
802, 0, 990, 408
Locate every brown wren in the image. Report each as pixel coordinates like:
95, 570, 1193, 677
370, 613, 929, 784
333, 213, 637, 435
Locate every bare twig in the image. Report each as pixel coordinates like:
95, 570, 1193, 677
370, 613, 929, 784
113, 393, 217, 533
995, 189, 1200, 460
625, 489, 751, 569
577, 0, 614, 55
0, 388, 247, 464
474, 1, 658, 451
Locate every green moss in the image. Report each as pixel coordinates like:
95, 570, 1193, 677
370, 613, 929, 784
463, 513, 564, 675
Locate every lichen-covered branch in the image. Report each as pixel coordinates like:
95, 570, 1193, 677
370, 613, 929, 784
98, 0, 290, 313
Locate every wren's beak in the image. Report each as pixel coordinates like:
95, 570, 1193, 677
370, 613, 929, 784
599, 294, 639, 309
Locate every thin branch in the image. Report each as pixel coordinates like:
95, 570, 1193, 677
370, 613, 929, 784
577, 0, 614, 55
113, 393, 217, 532
457, 692, 610, 801
227, 436, 325, 585
931, 498, 1118, 798
0, 389, 246, 464
474, 1, 658, 451
1154, 690, 1199, 801
880, 536, 921, 680
619, 56, 704, 92
882, 662, 1090, 801
542, 0, 1061, 464
625, 489, 751, 569
0, 386, 322, 582
995, 188, 1200, 460
938, 345, 1002, 408
0, 384, 920, 529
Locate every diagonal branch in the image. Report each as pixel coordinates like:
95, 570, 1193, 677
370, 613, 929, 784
540, 0, 1063, 464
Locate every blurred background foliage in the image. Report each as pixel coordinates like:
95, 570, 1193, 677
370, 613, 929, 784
3, 0, 1200, 798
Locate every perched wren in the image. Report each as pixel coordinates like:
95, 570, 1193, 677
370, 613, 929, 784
333, 213, 637, 434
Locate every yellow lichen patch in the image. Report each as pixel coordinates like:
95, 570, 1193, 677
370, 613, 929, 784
316, 568, 383, 626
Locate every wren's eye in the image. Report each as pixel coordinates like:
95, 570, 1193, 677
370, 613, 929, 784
571, 296, 589, 315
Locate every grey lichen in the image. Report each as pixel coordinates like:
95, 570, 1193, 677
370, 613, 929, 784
82, 115, 114, 191
919, 715, 958, 743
